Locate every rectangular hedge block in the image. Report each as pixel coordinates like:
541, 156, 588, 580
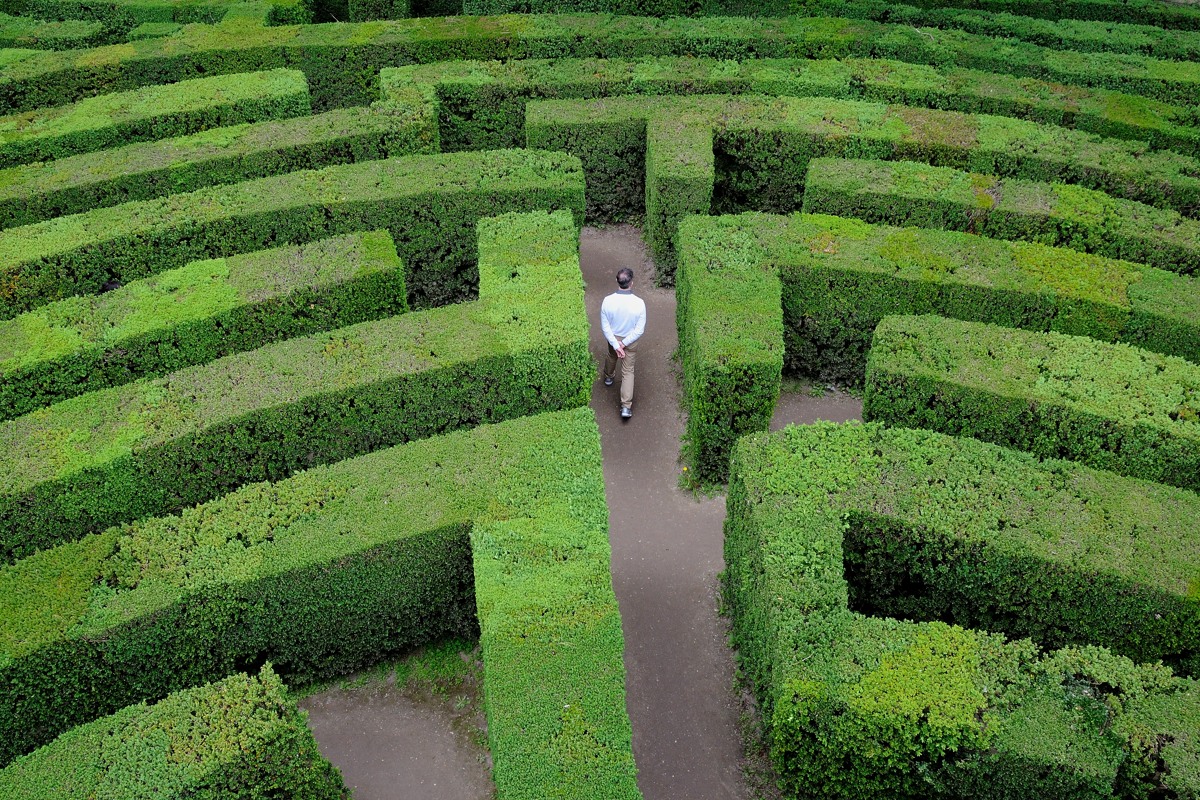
801, 158, 1200, 276
0, 68, 311, 169
527, 94, 1200, 276
0, 407, 641, 800
864, 314, 1200, 492
0, 12, 105, 50
0, 102, 438, 230
0, 210, 590, 562
725, 421, 1200, 798
0, 231, 408, 421
676, 212, 1200, 481
0, 147, 585, 316
0, 667, 346, 799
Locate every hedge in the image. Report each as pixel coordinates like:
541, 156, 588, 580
863, 315, 1200, 493
2, 0, 312, 31
725, 421, 1200, 798
0, 667, 347, 799
0, 68, 311, 169
5, 13, 1200, 114
527, 94, 1200, 278
0, 101, 438, 230
0, 407, 641, 800
676, 212, 1200, 481
796, 0, 1200, 30
460, 0, 789, 14
0, 209, 589, 563
0, 147, 584, 317
801, 158, 1200, 275
384, 56, 1200, 156
0, 11, 103, 49
0, 231, 408, 422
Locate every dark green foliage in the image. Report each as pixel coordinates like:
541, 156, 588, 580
7, 0, 312, 32
0, 11, 103, 49
802, 158, 1200, 275
0, 147, 585, 317
676, 212, 1200, 481
0, 667, 347, 799
6, 13, 1200, 114
0, 231, 408, 421
528, 94, 1200, 275
795, 0, 1200, 31
863, 315, 1200, 492
0, 102, 438, 229
460, 0, 792, 13
0, 210, 590, 563
0, 68, 311, 169
348, 0, 410, 20
725, 421, 1200, 798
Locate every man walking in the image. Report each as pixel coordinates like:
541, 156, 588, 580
601, 267, 647, 419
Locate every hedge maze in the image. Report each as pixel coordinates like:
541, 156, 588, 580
0, 0, 1198, 796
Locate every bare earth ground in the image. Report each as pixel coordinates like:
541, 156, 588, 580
300, 225, 861, 799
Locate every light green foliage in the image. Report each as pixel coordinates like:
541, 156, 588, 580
0, 68, 311, 168
863, 314, 1200, 491
0, 230, 409, 420
796, 0, 1200, 32
0, 11, 104, 49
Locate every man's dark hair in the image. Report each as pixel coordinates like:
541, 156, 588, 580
616, 268, 634, 289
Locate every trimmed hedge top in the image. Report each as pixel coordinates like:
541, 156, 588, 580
16, 0, 312, 30
0, 666, 345, 799
0, 11, 104, 50
0, 68, 311, 168
796, 0, 1200, 30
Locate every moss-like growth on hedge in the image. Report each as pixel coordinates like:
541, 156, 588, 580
863, 314, 1200, 492
0, 68, 311, 168
676, 212, 1200, 481
802, 158, 1200, 275
0, 231, 408, 421
0, 666, 346, 799
725, 421, 1200, 798
0, 102, 438, 230
0, 147, 584, 317
0, 210, 589, 562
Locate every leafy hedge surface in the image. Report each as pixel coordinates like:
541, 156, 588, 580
795, 0, 1200, 30
0, 231, 408, 421
7, 13, 1200, 114
7, 0, 312, 30
0, 667, 346, 799
527, 94, 1200, 274
676, 212, 1200, 481
0, 102, 438, 230
802, 158, 1200, 276
0, 210, 589, 563
386, 57, 1200, 157
725, 421, 1200, 799
0, 11, 103, 49
0, 408, 640, 800
0, 147, 584, 317
864, 315, 1200, 493
0, 68, 311, 169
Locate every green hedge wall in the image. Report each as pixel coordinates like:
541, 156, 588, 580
0, 210, 589, 563
0, 102, 438, 230
0, 231, 408, 421
0, 407, 640, 800
863, 315, 1200, 493
3, 0, 312, 31
794, 0, 1200, 30
724, 421, 1200, 798
460, 0, 790, 14
676, 212, 1200, 481
0, 147, 584, 317
0, 68, 311, 169
527, 94, 1200, 275
384, 55, 1199, 156
0, 11, 104, 49
5, 13, 1200, 114
802, 158, 1200, 275
0, 667, 347, 799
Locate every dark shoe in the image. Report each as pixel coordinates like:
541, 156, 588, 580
620, 407, 632, 419
604, 376, 614, 386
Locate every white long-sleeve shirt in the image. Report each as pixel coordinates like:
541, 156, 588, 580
600, 290, 646, 349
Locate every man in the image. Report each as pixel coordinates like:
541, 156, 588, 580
600, 267, 647, 419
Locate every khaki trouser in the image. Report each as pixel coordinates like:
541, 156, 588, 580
603, 337, 638, 409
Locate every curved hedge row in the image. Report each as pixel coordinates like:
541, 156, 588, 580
0, 68, 311, 169
0, 147, 584, 317
0, 102, 438, 230
0, 210, 590, 563
0, 667, 346, 799
0, 231, 407, 421
795, 0, 1200, 29
725, 421, 1200, 798
676, 212, 1200, 481
801, 158, 1200, 275
864, 315, 1200, 493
